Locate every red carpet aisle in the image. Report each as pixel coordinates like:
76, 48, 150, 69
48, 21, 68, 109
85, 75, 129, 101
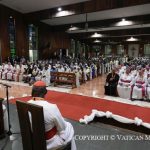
10, 90, 150, 123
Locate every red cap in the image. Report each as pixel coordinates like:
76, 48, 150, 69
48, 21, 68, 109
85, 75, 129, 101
33, 81, 46, 87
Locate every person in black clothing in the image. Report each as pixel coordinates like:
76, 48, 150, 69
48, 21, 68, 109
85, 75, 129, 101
104, 68, 119, 96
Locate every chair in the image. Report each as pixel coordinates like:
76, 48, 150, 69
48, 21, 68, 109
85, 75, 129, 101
16, 100, 71, 150
16, 100, 47, 150
0, 98, 5, 139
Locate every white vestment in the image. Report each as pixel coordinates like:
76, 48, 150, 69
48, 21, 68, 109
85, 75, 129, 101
28, 100, 76, 150
117, 73, 133, 99
132, 76, 147, 99
42, 69, 51, 86
146, 77, 150, 100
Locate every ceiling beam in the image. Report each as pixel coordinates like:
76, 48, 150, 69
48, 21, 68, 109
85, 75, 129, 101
25, 0, 150, 22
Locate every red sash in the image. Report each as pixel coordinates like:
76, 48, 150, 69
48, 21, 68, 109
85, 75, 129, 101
135, 81, 145, 97
136, 81, 145, 84
121, 79, 131, 83
130, 81, 146, 99
45, 126, 57, 140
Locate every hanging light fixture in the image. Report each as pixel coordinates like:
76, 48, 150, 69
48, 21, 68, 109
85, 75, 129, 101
94, 39, 101, 43
58, 7, 62, 12
126, 37, 138, 41
91, 32, 102, 38
68, 25, 79, 31
116, 18, 133, 26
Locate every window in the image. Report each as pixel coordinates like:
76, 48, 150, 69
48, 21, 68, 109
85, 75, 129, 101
28, 24, 38, 50
117, 45, 124, 55
28, 24, 38, 61
105, 45, 112, 55
144, 44, 150, 56
8, 16, 16, 58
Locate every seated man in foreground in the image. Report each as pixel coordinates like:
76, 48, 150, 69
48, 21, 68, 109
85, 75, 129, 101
28, 81, 76, 150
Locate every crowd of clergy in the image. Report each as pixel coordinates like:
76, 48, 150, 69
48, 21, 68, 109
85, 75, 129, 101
0, 56, 150, 100
105, 57, 150, 100
0, 56, 114, 86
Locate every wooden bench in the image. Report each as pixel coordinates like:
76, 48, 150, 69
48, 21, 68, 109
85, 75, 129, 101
51, 72, 76, 88
0, 98, 5, 139
16, 100, 71, 150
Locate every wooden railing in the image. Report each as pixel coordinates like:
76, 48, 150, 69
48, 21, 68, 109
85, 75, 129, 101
51, 72, 77, 88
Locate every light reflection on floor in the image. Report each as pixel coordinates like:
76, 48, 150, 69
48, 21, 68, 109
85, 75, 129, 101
0, 75, 106, 99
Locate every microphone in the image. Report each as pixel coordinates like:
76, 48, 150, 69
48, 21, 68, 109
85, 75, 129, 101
0, 82, 11, 88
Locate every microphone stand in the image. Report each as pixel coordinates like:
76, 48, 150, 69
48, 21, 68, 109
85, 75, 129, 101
0, 82, 20, 150
0, 82, 19, 136
5, 84, 12, 136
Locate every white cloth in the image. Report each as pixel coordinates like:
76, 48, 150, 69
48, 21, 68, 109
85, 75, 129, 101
3, 105, 8, 131
28, 100, 76, 150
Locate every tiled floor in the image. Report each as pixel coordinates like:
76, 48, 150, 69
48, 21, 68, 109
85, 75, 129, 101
0, 75, 106, 99
1, 76, 150, 150
70, 76, 106, 98
1, 104, 150, 150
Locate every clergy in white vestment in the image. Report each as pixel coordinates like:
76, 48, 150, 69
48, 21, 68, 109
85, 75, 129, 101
146, 73, 150, 100
1, 63, 8, 80
0, 65, 2, 79
144, 65, 150, 78
42, 65, 51, 86
6, 62, 14, 80
28, 81, 76, 150
118, 65, 126, 77
58, 65, 65, 72
131, 69, 147, 100
117, 67, 134, 99
13, 64, 21, 82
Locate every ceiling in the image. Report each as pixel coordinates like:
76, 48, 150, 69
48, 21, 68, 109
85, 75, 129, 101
42, 4, 150, 26
0, 0, 89, 13
41, 3, 150, 43
1, 0, 150, 44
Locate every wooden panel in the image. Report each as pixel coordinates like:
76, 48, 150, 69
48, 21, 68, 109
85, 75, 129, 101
38, 23, 70, 59
15, 14, 28, 57
0, 4, 28, 62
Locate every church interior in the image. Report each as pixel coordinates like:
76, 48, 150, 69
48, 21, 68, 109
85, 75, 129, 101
0, 0, 150, 150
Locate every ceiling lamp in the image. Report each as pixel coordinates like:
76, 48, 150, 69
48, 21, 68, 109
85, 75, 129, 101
94, 39, 101, 43
116, 18, 132, 26
68, 25, 79, 31
58, 7, 62, 12
54, 10, 75, 17
126, 37, 138, 41
91, 32, 102, 38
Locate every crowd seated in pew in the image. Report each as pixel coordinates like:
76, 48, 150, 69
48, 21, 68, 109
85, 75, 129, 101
105, 57, 150, 101
0, 56, 118, 87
